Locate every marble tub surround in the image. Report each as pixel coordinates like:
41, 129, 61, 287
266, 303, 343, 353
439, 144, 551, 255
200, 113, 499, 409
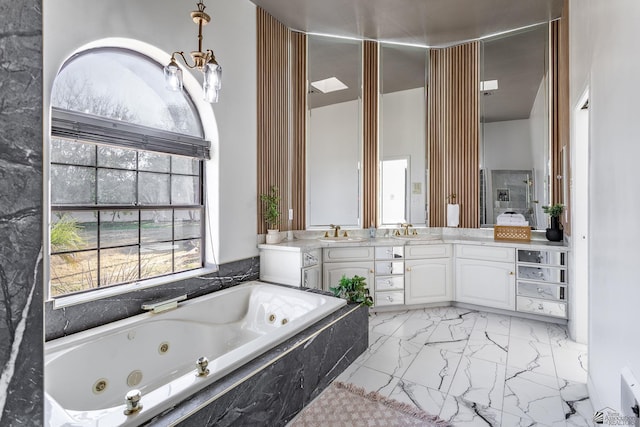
144, 303, 368, 426
0, 0, 43, 424
45, 256, 259, 340
338, 307, 592, 426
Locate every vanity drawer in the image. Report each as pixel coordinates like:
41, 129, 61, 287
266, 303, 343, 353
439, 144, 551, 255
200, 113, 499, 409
375, 246, 404, 260
517, 249, 566, 266
375, 261, 404, 276
375, 276, 404, 291
517, 265, 567, 283
324, 246, 374, 262
456, 244, 515, 263
405, 244, 452, 259
517, 281, 566, 301
517, 296, 567, 318
375, 291, 404, 306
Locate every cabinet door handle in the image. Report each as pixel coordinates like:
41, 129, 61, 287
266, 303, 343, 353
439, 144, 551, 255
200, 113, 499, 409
537, 288, 544, 293
387, 296, 394, 302
370, 269, 374, 273
538, 303, 544, 310
406, 267, 411, 272
509, 272, 514, 276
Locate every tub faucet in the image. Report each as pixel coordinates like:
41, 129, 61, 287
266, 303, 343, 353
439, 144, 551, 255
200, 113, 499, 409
142, 295, 186, 314
329, 224, 341, 238
196, 356, 210, 376
123, 389, 143, 415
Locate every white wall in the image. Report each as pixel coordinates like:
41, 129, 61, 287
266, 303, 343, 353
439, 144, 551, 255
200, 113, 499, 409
307, 100, 361, 227
381, 88, 426, 226
43, 0, 258, 265
570, 0, 640, 411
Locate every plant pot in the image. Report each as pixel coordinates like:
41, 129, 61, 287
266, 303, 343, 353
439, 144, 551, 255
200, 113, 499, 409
545, 217, 563, 242
266, 229, 282, 244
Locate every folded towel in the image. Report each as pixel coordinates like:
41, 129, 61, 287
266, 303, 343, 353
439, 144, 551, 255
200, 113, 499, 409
496, 213, 528, 226
447, 204, 459, 227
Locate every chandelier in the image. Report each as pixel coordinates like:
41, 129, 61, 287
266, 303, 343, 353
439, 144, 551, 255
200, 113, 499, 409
164, 1, 222, 103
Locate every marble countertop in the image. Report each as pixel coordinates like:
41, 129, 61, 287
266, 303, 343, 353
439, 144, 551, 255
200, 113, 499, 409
258, 232, 568, 252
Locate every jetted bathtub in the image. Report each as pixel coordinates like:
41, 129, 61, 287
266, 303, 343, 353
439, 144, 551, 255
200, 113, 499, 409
45, 281, 346, 426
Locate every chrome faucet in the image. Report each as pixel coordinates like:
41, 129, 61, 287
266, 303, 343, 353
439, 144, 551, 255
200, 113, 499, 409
196, 356, 210, 376
329, 224, 341, 238
124, 389, 143, 415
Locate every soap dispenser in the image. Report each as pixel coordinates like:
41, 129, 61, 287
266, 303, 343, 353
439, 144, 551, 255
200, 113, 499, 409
369, 222, 376, 239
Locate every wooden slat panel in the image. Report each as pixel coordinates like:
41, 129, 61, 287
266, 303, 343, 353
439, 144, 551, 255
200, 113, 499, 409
291, 31, 307, 230
428, 42, 479, 228
257, 8, 291, 234
362, 41, 378, 228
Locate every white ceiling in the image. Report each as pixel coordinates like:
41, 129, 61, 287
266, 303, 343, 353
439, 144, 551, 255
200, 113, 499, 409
249, 0, 563, 46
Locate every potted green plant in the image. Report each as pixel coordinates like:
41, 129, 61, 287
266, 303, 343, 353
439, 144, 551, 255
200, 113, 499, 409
329, 275, 373, 307
542, 203, 565, 242
261, 185, 282, 244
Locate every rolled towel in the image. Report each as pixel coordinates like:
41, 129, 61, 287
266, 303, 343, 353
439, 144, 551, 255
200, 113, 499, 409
447, 204, 460, 227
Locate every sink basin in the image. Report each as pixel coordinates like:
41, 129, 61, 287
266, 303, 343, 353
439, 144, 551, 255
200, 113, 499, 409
318, 236, 366, 243
391, 235, 442, 241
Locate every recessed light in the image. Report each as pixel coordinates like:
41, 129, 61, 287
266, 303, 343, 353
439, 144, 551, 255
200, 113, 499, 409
311, 77, 348, 94
480, 80, 498, 91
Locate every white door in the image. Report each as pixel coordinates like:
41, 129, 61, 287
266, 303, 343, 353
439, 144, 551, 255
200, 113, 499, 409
405, 258, 452, 304
455, 258, 515, 310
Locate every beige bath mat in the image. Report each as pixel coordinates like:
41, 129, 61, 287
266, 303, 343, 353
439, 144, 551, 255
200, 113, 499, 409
288, 381, 450, 426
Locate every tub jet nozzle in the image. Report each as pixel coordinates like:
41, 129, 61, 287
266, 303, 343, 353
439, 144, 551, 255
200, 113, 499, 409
124, 389, 143, 415
196, 356, 210, 376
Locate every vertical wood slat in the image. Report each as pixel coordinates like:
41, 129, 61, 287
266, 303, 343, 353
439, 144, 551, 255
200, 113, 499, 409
428, 41, 479, 228
362, 41, 378, 228
291, 32, 307, 230
257, 8, 291, 234
551, 4, 570, 235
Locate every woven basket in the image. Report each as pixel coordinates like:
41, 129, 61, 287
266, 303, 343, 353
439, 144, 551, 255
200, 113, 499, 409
494, 225, 531, 242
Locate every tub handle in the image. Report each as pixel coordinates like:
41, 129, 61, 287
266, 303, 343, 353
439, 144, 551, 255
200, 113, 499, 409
196, 356, 210, 376
124, 389, 143, 415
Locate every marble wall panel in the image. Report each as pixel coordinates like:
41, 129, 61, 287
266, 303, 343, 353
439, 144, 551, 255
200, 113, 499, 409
0, 0, 44, 424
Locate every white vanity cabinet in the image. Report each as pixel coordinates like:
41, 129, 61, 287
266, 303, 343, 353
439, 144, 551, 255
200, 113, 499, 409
322, 246, 374, 292
259, 246, 322, 289
405, 244, 453, 304
374, 246, 405, 306
455, 245, 516, 310
516, 248, 568, 318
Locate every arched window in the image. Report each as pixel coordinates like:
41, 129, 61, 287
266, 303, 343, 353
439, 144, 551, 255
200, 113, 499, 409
49, 48, 209, 298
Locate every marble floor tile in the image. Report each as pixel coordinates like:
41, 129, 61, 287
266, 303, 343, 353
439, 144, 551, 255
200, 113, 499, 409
510, 317, 551, 343
390, 316, 438, 345
552, 345, 588, 383
439, 394, 504, 427
336, 364, 399, 396
464, 329, 510, 365
338, 308, 591, 427
473, 312, 512, 336
368, 310, 412, 336
388, 379, 447, 416
360, 336, 421, 377
402, 345, 462, 394
425, 314, 476, 351
448, 355, 507, 411
507, 337, 557, 378
558, 378, 594, 427
503, 374, 566, 425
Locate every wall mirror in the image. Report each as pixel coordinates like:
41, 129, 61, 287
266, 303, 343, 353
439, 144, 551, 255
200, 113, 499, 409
480, 23, 550, 230
306, 35, 362, 228
379, 43, 428, 227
